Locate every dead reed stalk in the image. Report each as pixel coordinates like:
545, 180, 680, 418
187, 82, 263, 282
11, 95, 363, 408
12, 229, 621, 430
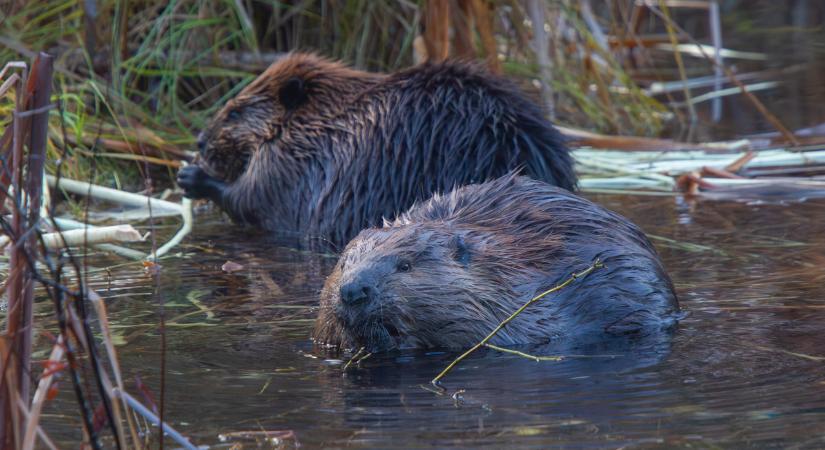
1, 52, 54, 449
0, 52, 195, 450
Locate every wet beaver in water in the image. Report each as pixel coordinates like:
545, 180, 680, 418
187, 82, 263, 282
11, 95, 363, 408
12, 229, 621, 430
313, 175, 679, 352
177, 53, 575, 246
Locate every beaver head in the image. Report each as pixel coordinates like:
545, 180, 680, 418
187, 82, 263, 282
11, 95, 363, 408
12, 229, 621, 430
195, 53, 382, 183
313, 213, 568, 352
181, 55, 576, 245
314, 224, 498, 352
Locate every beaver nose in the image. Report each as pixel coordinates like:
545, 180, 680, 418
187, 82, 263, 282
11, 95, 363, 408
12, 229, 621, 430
340, 279, 375, 306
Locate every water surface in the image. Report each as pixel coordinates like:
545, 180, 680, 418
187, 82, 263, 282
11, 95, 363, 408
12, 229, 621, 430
41, 194, 825, 448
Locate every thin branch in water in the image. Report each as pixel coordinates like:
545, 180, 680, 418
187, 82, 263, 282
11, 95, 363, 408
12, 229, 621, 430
483, 344, 563, 361
643, 3, 800, 146
343, 347, 366, 372
430, 259, 604, 387
483, 344, 621, 361
355, 352, 372, 366
113, 389, 198, 450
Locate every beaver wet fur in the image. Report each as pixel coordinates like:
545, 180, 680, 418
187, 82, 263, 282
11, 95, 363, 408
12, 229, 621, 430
177, 53, 576, 245
313, 175, 679, 352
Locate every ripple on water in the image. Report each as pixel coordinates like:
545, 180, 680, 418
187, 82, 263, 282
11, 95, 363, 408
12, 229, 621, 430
39, 194, 825, 448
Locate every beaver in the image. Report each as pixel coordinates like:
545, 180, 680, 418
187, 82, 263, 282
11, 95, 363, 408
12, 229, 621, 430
177, 53, 576, 246
313, 175, 679, 352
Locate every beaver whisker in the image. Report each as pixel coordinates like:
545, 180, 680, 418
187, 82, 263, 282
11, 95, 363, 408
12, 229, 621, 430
365, 320, 396, 352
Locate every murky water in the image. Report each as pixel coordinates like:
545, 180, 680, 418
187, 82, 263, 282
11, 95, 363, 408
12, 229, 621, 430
38, 193, 825, 448
20, 3, 825, 447
640, 2, 825, 143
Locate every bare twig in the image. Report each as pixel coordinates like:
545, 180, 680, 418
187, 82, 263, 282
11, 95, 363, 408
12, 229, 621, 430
483, 344, 621, 361
659, 0, 697, 128
643, 3, 800, 146
343, 347, 366, 371
113, 389, 198, 450
431, 259, 604, 386
483, 344, 563, 361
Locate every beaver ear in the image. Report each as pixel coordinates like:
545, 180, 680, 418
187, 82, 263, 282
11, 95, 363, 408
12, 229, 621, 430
278, 77, 308, 111
450, 235, 472, 266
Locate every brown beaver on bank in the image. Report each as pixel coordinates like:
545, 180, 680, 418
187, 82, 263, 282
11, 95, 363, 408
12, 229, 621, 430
176, 53, 576, 246
313, 175, 680, 352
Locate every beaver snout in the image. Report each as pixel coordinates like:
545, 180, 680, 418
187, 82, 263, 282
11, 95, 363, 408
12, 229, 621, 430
339, 274, 378, 306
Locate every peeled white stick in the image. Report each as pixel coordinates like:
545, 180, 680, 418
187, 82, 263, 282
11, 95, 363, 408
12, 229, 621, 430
52, 218, 147, 260
45, 173, 194, 260
46, 175, 182, 213
146, 197, 192, 261
39, 225, 144, 249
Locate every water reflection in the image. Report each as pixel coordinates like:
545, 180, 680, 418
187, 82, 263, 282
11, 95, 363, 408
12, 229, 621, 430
38, 192, 825, 448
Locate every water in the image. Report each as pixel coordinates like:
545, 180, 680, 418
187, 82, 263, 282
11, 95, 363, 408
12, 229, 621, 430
633, 2, 825, 143
39, 194, 825, 448
35, 4, 825, 445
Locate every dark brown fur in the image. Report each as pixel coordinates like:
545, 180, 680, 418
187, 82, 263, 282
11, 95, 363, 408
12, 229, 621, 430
313, 175, 679, 352
192, 54, 382, 184
178, 53, 576, 246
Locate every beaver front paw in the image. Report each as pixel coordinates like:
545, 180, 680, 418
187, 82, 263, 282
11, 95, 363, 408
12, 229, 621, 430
177, 164, 225, 201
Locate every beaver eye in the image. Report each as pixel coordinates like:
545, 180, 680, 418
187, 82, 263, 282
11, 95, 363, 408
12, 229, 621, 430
239, 151, 251, 168
397, 261, 411, 273
227, 109, 241, 120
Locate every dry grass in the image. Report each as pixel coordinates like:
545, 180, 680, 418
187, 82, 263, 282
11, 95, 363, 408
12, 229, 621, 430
0, 0, 668, 190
